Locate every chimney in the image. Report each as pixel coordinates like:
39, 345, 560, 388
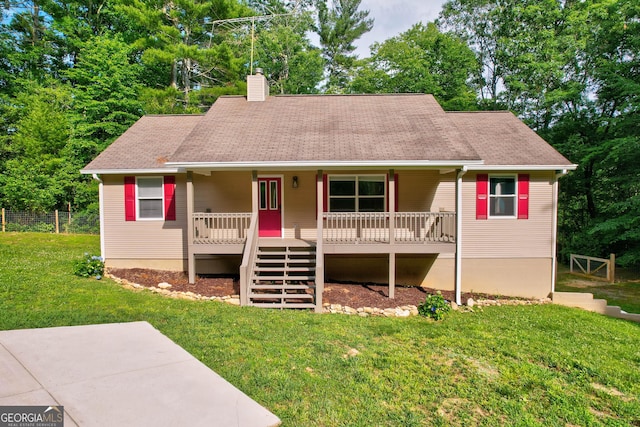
247, 68, 269, 102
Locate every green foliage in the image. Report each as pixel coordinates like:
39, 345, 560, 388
5, 222, 55, 233
0, 84, 73, 211
117, 0, 249, 111
417, 291, 452, 320
249, 14, 324, 95
350, 22, 479, 110
66, 209, 101, 235
73, 253, 104, 279
66, 35, 143, 146
316, 0, 374, 91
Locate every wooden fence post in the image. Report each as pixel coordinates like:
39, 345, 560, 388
609, 253, 615, 283
55, 210, 59, 234
1, 208, 4, 232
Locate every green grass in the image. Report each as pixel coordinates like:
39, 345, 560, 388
556, 271, 640, 314
1, 233, 639, 426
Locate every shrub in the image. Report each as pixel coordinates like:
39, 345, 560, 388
418, 292, 452, 321
73, 253, 104, 279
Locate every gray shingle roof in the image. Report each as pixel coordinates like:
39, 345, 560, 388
82, 94, 573, 173
81, 115, 202, 172
170, 94, 480, 163
448, 111, 573, 166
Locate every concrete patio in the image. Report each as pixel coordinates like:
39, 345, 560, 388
0, 321, 281, 426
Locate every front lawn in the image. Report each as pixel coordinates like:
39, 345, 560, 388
1, 233, 639, 426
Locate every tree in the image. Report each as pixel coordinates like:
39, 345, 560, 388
118, 0, 249, 111
349, 22, 479, 110
315, 0, 373, 92
547, 0, 640, 267
438, 0, 589, 126
65, 35, 143, 153
239, 2, 323, 94
0, 0, 64, 85
0, 84, 73, 211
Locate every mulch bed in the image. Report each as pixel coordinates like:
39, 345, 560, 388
108, 268, 493, 308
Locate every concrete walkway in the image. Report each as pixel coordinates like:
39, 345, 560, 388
0, 322, 281, 426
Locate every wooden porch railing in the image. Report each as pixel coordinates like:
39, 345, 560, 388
192, 212, 252, 244
322, 212, 455, 244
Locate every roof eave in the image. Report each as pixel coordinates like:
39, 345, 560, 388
80, 168, 184, 175
164, 160, 485, 171
467, 164, 578, 171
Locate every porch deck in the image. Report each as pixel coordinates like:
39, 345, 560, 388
190, 211, 456, 251
189, 211, 457, 311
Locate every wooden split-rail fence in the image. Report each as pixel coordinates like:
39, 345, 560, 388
570, 253, 616, 283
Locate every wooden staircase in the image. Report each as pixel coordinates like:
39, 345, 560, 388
248, 241, 317, 309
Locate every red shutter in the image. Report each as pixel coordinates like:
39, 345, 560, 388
518, 174, 529, 220
124, 176, 136, 221
164, 176, 176, 221
476, 174, 488, 220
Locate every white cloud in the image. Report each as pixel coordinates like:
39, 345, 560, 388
355, 0, 447, 57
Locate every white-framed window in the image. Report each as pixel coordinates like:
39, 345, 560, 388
489, 175, 516, 217
137, 176, 164, 219
329, 175, 386, 212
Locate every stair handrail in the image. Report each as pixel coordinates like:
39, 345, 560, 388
239, 212, 259, 306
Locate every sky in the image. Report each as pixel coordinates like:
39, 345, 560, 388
354, 0, 448, 58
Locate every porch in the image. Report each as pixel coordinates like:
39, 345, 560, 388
185, 168, 465, 312
188, 211, 457, 311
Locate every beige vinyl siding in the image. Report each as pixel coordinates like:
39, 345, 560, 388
398, 170, 454, 212
193, 172, 251, 213
281, 171, 317, 240
461, 171, 555, 258
102, 174, 187, 262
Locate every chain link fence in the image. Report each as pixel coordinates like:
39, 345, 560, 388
1, 208, 100, 234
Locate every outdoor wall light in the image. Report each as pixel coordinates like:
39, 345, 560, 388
292, 176, 299, 188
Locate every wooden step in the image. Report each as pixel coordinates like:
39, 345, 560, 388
253, 275, 315, 281
250, 284, 314, 290
257, 249, 316, 256
255, 259, 287, 264
249, 292, 314, 299
255, 267, 315, 273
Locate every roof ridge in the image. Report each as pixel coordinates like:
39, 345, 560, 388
144, 114, 205, 117
446, 110, 512, 114
274, 93, 432, 98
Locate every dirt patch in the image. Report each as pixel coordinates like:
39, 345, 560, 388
108, 268, 505, 309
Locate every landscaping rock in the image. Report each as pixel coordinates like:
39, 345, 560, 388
158, 282, 172, 289
467, 298, 475, 307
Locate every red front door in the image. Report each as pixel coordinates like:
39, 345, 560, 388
258, 177, 282, 237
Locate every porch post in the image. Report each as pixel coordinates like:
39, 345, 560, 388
388, 169, 396, 298
315, 170, 325, 313
455, 168, 466, 305
251, 170, 258, 214
187, 171, 196, 284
